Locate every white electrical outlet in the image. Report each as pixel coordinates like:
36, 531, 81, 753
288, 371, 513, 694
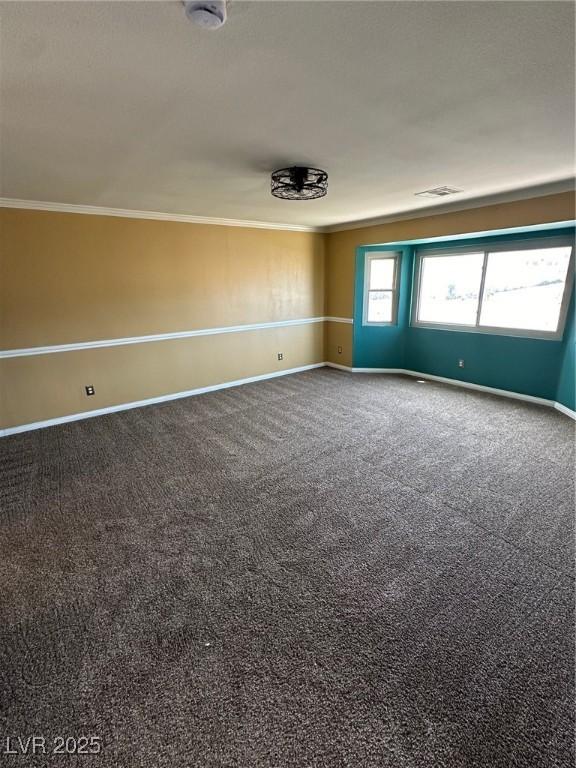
458, 359, 465, 368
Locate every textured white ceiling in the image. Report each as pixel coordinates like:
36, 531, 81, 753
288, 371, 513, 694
1, 1, 574, 227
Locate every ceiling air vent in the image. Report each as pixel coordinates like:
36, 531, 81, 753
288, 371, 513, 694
415, 186, 462, 198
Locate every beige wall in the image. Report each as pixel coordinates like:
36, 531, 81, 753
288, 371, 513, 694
325, 321, 353, 368
1, 209, 325, 348
0, 209, 326, 429
325, 192, 576, 321
2, 191, 574, 429
0, 325, 325, 429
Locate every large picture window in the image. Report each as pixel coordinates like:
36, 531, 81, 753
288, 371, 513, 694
363, 252, 400, 325
412, 238, 574, 339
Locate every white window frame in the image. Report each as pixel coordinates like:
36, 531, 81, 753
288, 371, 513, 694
411, 237, 575, 340
363, 251, 401, 327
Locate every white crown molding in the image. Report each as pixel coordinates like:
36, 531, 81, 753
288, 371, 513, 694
324, 179, 576, 233
0, 316, 353, 359
2, 179, 574, 235
0, 197, 322, 233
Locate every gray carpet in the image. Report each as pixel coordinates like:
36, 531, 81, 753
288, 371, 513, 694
0, 369, 574, 767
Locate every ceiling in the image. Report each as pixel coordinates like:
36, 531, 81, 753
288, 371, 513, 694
1, 1, 574, 228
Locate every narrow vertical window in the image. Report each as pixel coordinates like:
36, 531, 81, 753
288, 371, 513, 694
363, 253, 400, 325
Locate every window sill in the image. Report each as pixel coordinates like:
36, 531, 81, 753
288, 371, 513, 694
410, 322, 563, 341
362, 321, 398, 328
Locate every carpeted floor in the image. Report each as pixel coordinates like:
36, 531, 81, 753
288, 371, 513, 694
0, 368, 573, 767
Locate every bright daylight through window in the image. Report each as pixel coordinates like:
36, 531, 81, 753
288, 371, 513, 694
414, 240, 573, 338
364, 253, 399, 324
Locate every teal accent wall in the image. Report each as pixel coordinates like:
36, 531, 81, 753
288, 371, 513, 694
405, 327, 564, 400
354, 226, 576, 406
556, 291, 576, 410
353, 245, 413, 369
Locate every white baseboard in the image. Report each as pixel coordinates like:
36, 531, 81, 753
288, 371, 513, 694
554, 401, 576, 420
353, 367, 407, 374
2, 362, 573, 437
324, 361, 354, 371
0, 363, 325, 437
324, 362, 575, 415
400, 369, 554, 407
326, 363, 406, 374
325, 363, 402, 373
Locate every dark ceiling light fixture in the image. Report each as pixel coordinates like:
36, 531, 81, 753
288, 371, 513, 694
271, 166, 328, 200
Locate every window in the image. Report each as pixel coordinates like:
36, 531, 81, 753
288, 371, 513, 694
363, 252, 400, 325
413, 238, 574, 339
479, 248, 572, 333
417, 252, 484, 326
